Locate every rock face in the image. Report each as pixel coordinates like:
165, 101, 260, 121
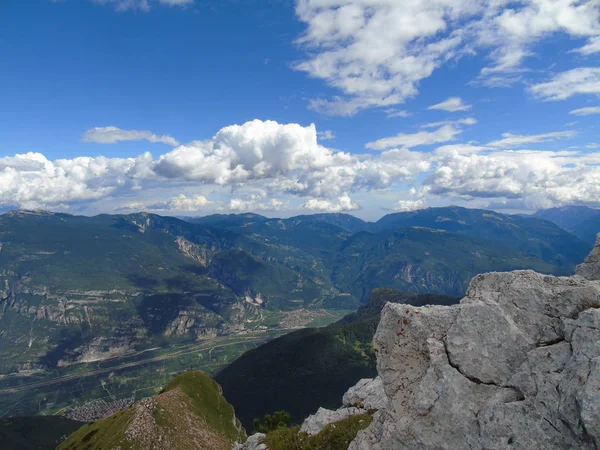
350, 236, 600, 450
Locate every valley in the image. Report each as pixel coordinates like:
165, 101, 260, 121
0, 207, 593, 428
0, 313, 350, 419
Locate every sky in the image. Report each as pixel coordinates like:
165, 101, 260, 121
0, 0, 599, 220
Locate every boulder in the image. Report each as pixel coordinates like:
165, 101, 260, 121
342, 376, 387, 411
233, 432, 267, 450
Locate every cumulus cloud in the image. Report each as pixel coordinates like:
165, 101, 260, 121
530, 67, 600, 101
428, 97, 471, 112
0, 151, 152, 210
569, 106, 600, 116
487, 131, 578, 148
223, 197, 285, 212
302, 193, 360, 212
153, 120, 338, 185
2, 120, 598, 214
83, 126, 179, 146
424, 149, 600, 208
117, 194, 210, 212
294, 0, 600, 115
149, 194, 211, 211
393, 199, 427, 212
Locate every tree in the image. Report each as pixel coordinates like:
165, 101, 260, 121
252, 410, 291, 433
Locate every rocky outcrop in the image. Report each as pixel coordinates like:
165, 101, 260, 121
299, 376, 388, 436
176, 236, 216, 267
343, 376, 387, 411
577, 233, 600, 281
300, 407, 366, 436
233, 432, 267, 450
350, 236, 600, 450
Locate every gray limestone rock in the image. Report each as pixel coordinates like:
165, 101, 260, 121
577, 233, 600, 281
350, 235, 600, 450
233, 433, 267, 450
342, 376, 388, 411
300, 406, 365, 436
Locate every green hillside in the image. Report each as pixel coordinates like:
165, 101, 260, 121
215, 288, 458, 428
58, 371, 244, 450
0, 416, 82, 450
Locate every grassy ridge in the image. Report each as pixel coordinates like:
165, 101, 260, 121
58, 371, 244, 450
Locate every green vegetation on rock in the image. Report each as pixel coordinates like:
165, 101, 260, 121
263, 413, 373, 450
253, 410, 292, 433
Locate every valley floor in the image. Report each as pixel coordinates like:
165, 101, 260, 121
0, 309, 351, 419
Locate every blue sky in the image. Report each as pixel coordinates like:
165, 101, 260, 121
0, 0, 599, 219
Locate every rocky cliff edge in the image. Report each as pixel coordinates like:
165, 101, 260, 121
350, 234, 600, 450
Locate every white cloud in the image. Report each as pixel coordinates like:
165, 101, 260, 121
224, 197, 285, 212
302, 193, 360, 212
569, 106, 600, 116
153, 120, 337, 185
393, 199, 426, 212
317, 130, 336, 141
117, 194, 210, 213
487, 131, 577, 148
151, 194, 210, 211
83, 126, 179, 146
424, 149, 600, 208
2, 120, 598, 214
385, 109, 412, 118
0, 151, 152, 209
366, 125, 463, 151
530, 67, 600, 101
294, 1, 600, 115
572, 36, 600, 55
421, 118, 477, 129
428, 97, 471, 112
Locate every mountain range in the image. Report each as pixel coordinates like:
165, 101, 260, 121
531, 205, 600, 245
0, 206, 591, 374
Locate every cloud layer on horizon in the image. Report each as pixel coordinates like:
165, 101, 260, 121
1, 119, 599, 215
